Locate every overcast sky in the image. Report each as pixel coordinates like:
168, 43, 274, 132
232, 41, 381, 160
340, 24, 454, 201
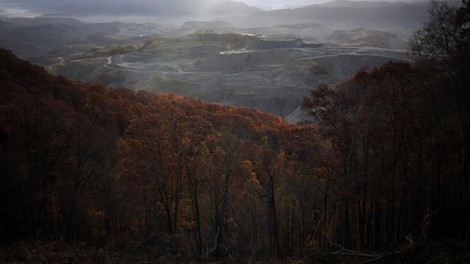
0, 0, 324, 19
0, 0, 327, 11
240, 0, 430, 9
243, 0, 332, 9
239, 0, 325, 9
0, 0, 430, 18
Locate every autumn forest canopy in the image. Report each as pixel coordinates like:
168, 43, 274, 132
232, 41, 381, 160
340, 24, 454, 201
0, 0, 470, 263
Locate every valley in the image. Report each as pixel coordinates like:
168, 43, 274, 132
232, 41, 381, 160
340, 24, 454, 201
0, 0, 424, 121
36, 30, 409, 119
1, 1, 469, 262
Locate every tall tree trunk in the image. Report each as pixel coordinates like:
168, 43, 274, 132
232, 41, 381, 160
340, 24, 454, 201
342, 198, 351, 249
267, 168, 280, 258
187, 165, 203, 258
322, 179, 329, 250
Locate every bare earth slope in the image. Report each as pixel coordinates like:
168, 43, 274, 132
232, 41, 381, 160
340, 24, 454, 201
48, 32, 408, 117
0, 0, 422, 119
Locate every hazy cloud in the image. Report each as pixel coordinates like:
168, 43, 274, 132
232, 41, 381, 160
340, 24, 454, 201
239, 0, 327, 9
0, 2, 44, 17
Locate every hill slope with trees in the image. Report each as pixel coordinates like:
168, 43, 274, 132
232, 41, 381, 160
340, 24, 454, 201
0, 0, 469, 262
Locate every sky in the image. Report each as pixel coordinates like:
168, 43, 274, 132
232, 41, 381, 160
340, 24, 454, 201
238, 0, 325, 9
0, 0, 428, 19
0, 0, 324, 19
0, 0, 326, 11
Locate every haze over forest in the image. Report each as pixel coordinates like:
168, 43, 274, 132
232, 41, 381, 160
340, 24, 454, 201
0, 0, 439, 14
0, 0, 442, 118
0, 0, 469, 263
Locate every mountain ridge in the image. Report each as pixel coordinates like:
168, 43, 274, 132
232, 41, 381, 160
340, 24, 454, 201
240, 0, 430, 28
1, 0, 261, 22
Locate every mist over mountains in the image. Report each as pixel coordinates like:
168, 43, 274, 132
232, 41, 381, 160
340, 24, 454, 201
1, 0, 470, 261
0, 0, 432, 55
1, 0, 461, 26
1, 0, 458, 119
0, 0, 433, 119
241, 0, 430, 28
0, 0, 261, 22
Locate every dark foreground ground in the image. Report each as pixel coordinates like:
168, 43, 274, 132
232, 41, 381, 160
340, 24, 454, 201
1, 240, 469, 263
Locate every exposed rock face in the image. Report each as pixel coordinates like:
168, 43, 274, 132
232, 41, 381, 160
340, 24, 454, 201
251, 38, 304, 49
285, 106, 315, 124
0, 0, 431, 123
0, 18, 407, 118
48, 32, 408, 117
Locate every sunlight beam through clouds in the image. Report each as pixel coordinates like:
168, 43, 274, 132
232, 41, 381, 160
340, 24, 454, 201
237, 0, 327, 9
0, 7, 43, 18
192, 0, 224, 15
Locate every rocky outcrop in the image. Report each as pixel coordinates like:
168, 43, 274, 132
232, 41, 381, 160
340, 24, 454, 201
49, 32, 409, 118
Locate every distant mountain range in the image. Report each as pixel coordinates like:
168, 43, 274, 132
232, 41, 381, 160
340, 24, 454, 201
2, 0, 458, 29
0, 0, 445, 33
1, 0, 456, 119
239, 0, 431, 28
0, 0, 261, 21
0, 16, 127, 57
2, 0, 463, 24
2, 0, 451, 59
0, 0, 438, 58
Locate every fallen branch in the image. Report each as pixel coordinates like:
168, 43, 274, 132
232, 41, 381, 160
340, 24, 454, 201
327, 242, 382, 263
405, 234, 415, 245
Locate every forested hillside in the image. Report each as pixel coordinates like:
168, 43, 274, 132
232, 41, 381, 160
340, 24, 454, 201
0, 1, 469, 263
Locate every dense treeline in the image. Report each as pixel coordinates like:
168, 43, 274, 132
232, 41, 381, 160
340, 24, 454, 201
302, 61, 467, 251
299, 0, 470, 254
0, 46, 317, 260
0, 0, 469, 262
